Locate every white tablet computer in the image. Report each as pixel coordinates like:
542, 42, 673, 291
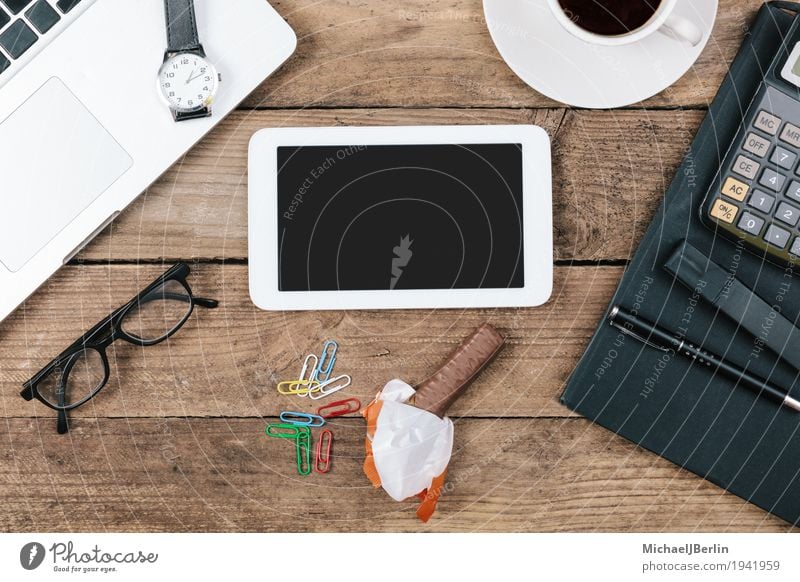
248, 125, 552, 311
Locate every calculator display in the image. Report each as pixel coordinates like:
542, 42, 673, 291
782, 42, 800, 88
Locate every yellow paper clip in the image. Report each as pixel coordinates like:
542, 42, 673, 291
277, 379, 321, 395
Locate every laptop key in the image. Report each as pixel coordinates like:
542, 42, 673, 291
1, 0, 33, 15
0, 19, 37, 59
0, 51, 9, 74
55, 0, 80, 13
26, 0, 60, 34
0, 8, 9, 29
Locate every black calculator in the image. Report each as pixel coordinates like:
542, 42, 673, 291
702, 34, 800, 264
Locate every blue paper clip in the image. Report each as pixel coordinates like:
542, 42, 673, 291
279, 411, 326, 428
314, 340, 338, 383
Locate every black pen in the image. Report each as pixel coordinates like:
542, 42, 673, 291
608, 305, 800, 412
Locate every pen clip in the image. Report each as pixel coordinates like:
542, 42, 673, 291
609, 320, 672, 353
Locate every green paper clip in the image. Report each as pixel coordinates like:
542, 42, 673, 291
296, 430, 312, 476
265, 423, 304, 439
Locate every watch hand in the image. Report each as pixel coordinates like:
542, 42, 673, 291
187, 71, 205, 84
185, 68, 196, 84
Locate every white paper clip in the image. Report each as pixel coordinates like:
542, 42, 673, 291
309, 374, 352, 400
297, 354, 319, 399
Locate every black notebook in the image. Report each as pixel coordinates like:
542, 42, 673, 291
561, 2, 800, 526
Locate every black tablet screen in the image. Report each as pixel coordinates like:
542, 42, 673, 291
276, 144, 524, 291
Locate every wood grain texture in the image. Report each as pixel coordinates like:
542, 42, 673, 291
78, 108, 702, 263
2, 0, 786, 533
1, 264, 619, 419
0, 418, 788, 532
248, 0, 762, 109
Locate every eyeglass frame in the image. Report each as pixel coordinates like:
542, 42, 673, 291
20, 262, 218, 433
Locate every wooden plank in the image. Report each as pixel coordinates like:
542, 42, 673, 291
249, 0, 762, 109
78, 108, 703, 262
0, 417, 788, 532
1, 264, 620, 419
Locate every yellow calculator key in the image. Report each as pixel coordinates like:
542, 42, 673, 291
710, 199, 739, 224
721, 176, 750, 201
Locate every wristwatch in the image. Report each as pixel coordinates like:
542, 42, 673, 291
157, 0, 220, 122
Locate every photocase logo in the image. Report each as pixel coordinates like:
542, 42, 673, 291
20, 542, 45, 570
390, 234, 413, 289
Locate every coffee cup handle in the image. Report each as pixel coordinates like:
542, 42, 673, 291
659, 13, 703, 46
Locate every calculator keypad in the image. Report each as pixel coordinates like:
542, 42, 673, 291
704, 86, 800, 262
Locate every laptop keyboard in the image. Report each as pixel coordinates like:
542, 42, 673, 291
0, 0, 81, 74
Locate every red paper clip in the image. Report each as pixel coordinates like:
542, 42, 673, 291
315, 429, 333, 473
317, 397, 361, 419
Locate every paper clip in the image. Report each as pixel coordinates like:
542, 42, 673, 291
296, 353, 319, 399
309, 374, 351, 400
317, 397, 361, 419
265, 423, 305, 439
315, 429, 333, 473
314, 340, 338, 383
279, 411, 326, 427
296, 430, 311, 476
277, 379, 321, 395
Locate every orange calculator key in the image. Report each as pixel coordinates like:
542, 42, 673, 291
721, 176, 750, 201
710, 199, 739, 224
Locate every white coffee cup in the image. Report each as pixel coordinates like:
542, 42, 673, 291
547, 0, 703, 47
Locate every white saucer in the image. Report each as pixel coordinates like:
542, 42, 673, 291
483, 0, 719, 108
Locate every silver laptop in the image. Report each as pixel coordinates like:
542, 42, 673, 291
0, 0, 296, 322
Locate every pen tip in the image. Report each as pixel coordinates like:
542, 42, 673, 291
784, 395, 800, 413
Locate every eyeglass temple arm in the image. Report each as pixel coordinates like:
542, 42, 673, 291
194, 297, 218, 308
57, 375, 69, 434
140, 291, 218, 309
57, 409, 68, 434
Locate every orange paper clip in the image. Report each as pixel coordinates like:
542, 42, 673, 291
317, 397, 361, 419
315, 429, 333, 473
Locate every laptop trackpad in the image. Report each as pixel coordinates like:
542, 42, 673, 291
0, 78, 132, 272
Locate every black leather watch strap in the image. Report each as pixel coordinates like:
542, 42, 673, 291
164, 0, 202, 54
174, 108, 211, 122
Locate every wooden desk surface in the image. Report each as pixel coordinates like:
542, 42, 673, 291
1, 0, 794, 532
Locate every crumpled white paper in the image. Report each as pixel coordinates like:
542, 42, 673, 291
369, 379, 454, 501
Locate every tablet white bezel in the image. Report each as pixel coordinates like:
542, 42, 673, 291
248, 125, 552, 310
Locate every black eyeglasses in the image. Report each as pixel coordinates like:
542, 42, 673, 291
20, 263, 218, 434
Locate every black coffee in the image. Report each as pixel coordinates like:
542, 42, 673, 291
557, 0, 661, 36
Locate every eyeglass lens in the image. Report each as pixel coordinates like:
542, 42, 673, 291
120, 279, 193, 342
37, 347, 106, 409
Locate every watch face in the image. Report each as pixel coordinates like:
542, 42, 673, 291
158, 53, 219, 112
